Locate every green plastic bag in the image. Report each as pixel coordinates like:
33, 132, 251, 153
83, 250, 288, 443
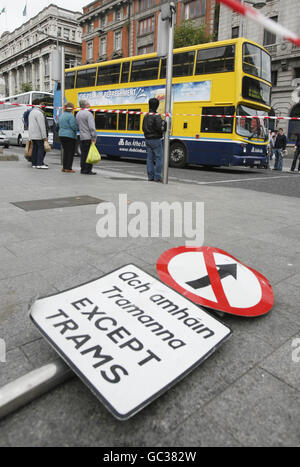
86, 143, 101, 164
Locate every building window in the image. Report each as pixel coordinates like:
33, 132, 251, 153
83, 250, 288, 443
115, 31, 122, 51
115, 8, 122, 22
263, 16, 277, 45
87, 41, 93, 60
139, 17, 154, 35
294, 68, 300, 79
63, 28, 70, 40
72, 30, 76, 41
271, 70, 278, 86
138, 0, 155, 12
44, 55, 50, 77
138, 44, 154, 55
232, 26, 239, 39
184, 0, 206, 20
88, 23, 94, 33
100, 37, 107, 56
57, 27, 62, 37
100, 16, 106, 28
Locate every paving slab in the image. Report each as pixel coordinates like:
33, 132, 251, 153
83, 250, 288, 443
201, 367, 300, 447
260, 334, 300, 392
0, 347, 33, 387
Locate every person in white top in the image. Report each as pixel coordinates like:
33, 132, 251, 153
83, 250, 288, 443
28, 98, 49, 169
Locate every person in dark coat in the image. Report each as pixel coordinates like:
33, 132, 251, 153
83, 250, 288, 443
273, 128, 287, 171
142, 98, 166, 182
290, 133, 300, 173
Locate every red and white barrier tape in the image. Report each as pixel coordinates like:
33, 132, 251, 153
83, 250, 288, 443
1, 100, 300, 120
217, 0, 300, 47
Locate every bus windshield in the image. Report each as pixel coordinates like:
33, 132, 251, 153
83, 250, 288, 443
236, 105, 268, 141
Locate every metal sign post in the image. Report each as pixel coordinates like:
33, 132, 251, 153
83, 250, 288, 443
162, 3, 176, 185
60, 46, 65, 166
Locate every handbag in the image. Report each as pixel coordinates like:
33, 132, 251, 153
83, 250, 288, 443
24, 140, 33, 160
44, 141, 51, 152
86, 143, 101, 164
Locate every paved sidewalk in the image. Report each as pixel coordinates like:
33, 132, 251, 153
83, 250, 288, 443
0, 155, 299, 447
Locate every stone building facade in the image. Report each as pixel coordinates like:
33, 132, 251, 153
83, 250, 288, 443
79, 0, 216, 64
0, 4, 82, 96
218, 0, 300, 142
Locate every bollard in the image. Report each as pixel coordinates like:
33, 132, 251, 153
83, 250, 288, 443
0, 359, 73, 420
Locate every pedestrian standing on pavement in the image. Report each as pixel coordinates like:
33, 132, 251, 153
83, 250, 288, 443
290, 133, 300, 173
58, 103, 78, 173
28, 99, 49, 169
76, 99, 97, 175
268, 130, 276, 161
273, 128, 287, 171
142, 98, 166, 182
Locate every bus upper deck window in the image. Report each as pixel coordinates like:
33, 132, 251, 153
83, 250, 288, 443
243, 43, 260, 78
121, 62, 130, 83
160, 52, 195, 79
196, 46, 235, 75
130, 58, 159, 82
65, 72, 76, 89
76, 68, 97, 88
97, 63, 121, 86
173, 52, 195, 77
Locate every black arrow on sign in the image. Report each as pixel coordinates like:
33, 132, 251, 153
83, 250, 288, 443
186, 263, 238, 290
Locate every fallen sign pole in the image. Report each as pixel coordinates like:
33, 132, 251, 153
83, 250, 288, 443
217, 0, 300, 47
0, 360, 73, 420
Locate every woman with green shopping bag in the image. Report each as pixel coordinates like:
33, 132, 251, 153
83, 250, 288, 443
76, 99, 98, 175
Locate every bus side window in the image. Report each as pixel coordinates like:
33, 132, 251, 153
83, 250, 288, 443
128, 110, 141, 131
196, 46, 235, 75
130, 58, 159, 82
76, 68, 97, 88
118, 111, 127, 130
201, 107, 235, 133
95, 112, 117, 130
160, 52, 195, 79
65, 72, 76, 89
173, 52, 195, 77
121, 62, 130, 83
97, 64, 121, 86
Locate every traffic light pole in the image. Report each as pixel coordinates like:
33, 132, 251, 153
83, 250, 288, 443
60, 46, 65, 166
162, 3, 176, 185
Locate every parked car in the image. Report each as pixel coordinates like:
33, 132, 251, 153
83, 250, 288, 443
0, 131, 9, 148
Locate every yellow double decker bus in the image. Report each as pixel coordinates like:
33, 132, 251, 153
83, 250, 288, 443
62, 38, 271, 168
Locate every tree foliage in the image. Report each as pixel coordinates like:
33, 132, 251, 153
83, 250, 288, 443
174, 20, 212, 48
20, 82, 32, 93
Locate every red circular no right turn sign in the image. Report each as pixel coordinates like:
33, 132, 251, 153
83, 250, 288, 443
156, 246, 274, 317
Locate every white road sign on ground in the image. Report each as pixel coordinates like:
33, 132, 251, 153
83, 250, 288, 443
30, 264, 231, 420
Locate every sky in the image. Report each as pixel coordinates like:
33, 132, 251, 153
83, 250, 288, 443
0, 0, 88, 34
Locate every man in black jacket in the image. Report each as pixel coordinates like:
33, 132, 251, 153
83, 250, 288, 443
273, 128, 287, 171
290, 133, 300, 172
142, 98, 166, 182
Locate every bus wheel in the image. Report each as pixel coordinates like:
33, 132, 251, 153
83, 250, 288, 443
169, 142, 187, 168
18, 135, 23, 146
